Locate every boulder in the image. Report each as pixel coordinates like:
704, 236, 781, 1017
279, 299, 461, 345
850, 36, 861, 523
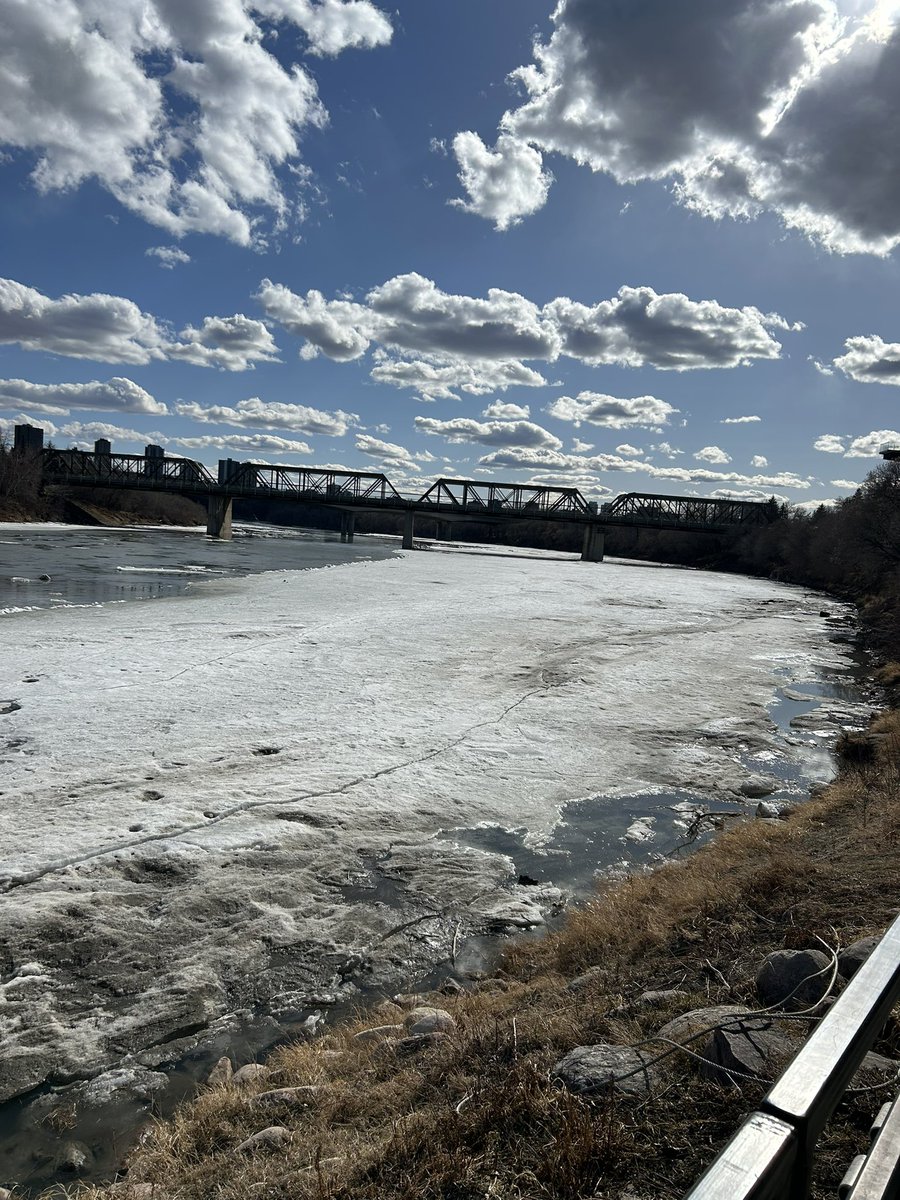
566, 967, 603, 994
851, 1052, 900, 1089
232, 1063, 270, 1087
656, 1005, 751, 1046
551, 1043, 657, 1098
740, 776, 778, 798
250, 1086, 321, 1110
390, 1033, 446, 1057
55, 1141, 93, 1173
405, 1007, 456, 1036
207, 1056, 233, 1087
699, 1019, 794, 1086
838, 936, 881, 980
235, 1126, 291, 1153
756, 949, 832, 1010
756, 801, 796, 820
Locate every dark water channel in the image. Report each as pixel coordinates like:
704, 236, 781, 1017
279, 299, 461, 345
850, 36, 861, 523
0, 550, 875, 1191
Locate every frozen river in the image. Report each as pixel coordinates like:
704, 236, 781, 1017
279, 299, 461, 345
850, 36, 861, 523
0, 524, 870, 1185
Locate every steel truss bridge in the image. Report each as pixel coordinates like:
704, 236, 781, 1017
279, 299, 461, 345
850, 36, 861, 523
39, 446, 775, 561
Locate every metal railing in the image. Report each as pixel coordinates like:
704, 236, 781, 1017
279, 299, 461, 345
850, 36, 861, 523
684, 914, 900, 1200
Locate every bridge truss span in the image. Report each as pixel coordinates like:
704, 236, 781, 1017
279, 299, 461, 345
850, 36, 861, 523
601, 491, 773, 532
217, 460, 402, 506
417, 477, 592, 521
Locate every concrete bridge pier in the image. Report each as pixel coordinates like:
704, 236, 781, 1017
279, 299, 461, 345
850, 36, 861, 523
581, 524, 605, 562
340, 512, 355, 543
402, 510, 416, 550
207, 495, 233, 540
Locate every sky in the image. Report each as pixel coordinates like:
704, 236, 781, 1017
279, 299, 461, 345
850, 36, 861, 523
2, 0, 900, 508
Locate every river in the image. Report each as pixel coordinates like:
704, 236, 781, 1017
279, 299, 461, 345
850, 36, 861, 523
0, 522, 872, 1189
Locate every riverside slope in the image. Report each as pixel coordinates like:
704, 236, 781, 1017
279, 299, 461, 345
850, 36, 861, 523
0, 544, 860, 1102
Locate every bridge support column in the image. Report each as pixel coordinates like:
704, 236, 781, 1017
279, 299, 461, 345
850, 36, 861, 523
207, 495, 233, 540
340, 512, 355, 543
581, 524, 605, 562
402, 510, 416, 550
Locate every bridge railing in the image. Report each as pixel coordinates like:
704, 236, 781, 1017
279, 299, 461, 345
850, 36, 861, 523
684, 913, 900, 1200
216, 461, 402, 504
42, 449, 216, 489
603, 492, 774, 528
417, 477, 592, 518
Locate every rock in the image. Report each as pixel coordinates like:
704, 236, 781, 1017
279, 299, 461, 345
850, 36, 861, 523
232, 1063, 270, 1087
390, 1033, 446, 1057
235, 1126, 291, 1153
0, 1189, 13, 1200
250, 1086, 321, 1110
756, 801, 796, 820
438, 977, 464, 996
756, 949, 832, 1010
353, 1024, 404, 1043
82, 1067, 168, 1107
207, 1056, 233, 1086
55, 1140, 92, 1173
699, 1019, 794, 1086
656, 1005, 751, 1046
740, 775, 778, 798
405, 1007, 456, 1036
638, 988, 688, 1007
851, 1052, 900, 1089
552, 1043, 657, 1098
392, 993, 422, 1009
566, 967, 603, 994
838, 936, 881, 980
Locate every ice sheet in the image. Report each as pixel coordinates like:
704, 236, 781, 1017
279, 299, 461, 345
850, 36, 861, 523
0, 546, 860, 1099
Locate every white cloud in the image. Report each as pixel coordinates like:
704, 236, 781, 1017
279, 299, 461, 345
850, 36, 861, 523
0, 276, 280, 371
615, 443, 644, 457
833, 335, 900, 385
830, 478, 860, 488
572, 438, 593, 453
544, 287, 793, 370
482, 400, 531, 420
170, 315, 280, 371
173, 433, 313, 455
547, 392, 676, 429
814, 433, 847, 453
146, 245, 191, 269
652, 441, 684, 459
174, 398, 356, 436
845, 429, 900, 457
0, 277, 168, 364
57, 420, 163, 447
452, 1, 900, 255
721, 414, 761, 424
694, 445, 732, 464
0, 0, 392, 243
0, 376, 166, 416
415, 416, 562, 451
355, 433, 424, 470
259, 274, 797, 398
751, 454, 769, 468
476, 445, 810, 490
450, 132, 553, 231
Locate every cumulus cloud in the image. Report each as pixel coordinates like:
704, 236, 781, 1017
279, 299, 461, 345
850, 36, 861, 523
751, 454, 769, 467
483, 401, 531, 419
354, 433, 426, 470
258, 274, 796, 398
170, 315, 280, 371
415, 416, 562, 451
0, 376, 166, 416
814, 433, 847, 452
694, 445, 732, 464
174, 398, 355, 436
0, 0, 392, 243
653, 441, 684, 458
452, 0, 900, 255
547, 392, 676, 429
476, 445, 810, 490
544, 287, 793, 370
450, 132, 553, 230
845, 429, 900, 457
0, 277, 168, 364
615, 443, 644, 457
173, 433, 313, 455
146, 246, 191, 269
830, 478, 860, 488
722, 414, 761, 423
572, 438, 594, 453
833, 335, 900, 385
56, 420, 164, 447
1, 276, 279, 371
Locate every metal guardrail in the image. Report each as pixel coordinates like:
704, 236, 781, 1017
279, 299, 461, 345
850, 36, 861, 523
685, 914, 900, 1200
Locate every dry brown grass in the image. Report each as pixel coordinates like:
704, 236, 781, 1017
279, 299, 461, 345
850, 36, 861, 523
75, 715, 900, 1200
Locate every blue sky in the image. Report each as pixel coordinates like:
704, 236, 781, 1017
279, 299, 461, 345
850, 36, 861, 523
2, 0, 900, 507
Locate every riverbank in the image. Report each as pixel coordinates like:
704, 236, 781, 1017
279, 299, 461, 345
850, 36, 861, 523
83, 708, 900, 1200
